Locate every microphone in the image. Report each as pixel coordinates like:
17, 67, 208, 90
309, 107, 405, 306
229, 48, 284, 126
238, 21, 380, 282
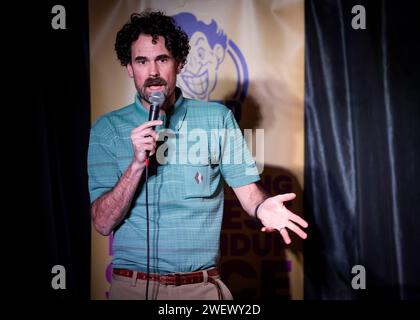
148, 91, 165, 125
146, 91, 165, 158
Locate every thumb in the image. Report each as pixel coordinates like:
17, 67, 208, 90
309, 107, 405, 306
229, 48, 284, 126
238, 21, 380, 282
272, 193, 296, 203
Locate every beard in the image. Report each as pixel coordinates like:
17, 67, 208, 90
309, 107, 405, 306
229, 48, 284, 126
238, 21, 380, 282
138, 77, 169, 104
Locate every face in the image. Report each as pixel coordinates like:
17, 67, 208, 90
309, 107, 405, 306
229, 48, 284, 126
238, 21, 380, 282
127, 34, 181, 108
177, 31, 224, 100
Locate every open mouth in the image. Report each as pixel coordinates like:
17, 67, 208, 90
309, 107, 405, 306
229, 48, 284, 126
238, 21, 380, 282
144, 77, 167, 93
148, 85, 165, 91
181, 69, 209, 97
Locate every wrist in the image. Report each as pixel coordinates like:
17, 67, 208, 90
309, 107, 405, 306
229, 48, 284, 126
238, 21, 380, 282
254, 199, 266, 220
130, 159, 145, 173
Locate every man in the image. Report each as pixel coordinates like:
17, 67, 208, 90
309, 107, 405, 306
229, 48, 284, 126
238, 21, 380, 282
88, 11, 308, 300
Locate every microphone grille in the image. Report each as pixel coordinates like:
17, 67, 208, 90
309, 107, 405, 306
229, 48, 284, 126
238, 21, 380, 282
149, 91, 165, 105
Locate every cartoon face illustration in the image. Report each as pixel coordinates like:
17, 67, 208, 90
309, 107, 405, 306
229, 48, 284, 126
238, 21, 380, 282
178, 31, 225, 100
173, 13, 228, 101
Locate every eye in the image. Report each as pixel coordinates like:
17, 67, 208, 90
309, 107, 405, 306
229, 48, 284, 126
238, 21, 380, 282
158, 57, 168, 63
198, 48, 205, 60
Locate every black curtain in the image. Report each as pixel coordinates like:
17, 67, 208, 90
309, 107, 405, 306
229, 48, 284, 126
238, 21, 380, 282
304, 0, 420, 299
29, 0, 91, 299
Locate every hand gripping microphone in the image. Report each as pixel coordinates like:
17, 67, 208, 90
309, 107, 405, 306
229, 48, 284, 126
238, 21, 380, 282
146, 91, 165, 158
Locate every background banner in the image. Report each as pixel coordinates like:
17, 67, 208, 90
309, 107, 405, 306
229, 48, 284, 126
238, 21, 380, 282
89, 0, 305, 299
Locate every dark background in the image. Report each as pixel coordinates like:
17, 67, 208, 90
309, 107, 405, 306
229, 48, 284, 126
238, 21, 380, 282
28, 0, 91, 299
304, 0, 420, 299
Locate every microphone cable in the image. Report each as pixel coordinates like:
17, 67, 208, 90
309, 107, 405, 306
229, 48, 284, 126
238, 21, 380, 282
145, 157, 151, 300
143, 91, 164, 300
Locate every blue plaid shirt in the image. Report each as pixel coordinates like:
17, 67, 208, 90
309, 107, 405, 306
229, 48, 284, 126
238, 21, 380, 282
88, 89, 260, 274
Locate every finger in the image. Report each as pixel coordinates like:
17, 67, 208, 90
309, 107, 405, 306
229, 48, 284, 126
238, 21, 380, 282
279, 228, 291, 244
139, 143, 156, 152
134, 141, 157, 152
132, 133, 157, 145
287, 209, 308, 228
140, 120, 163, 130
133, 128, 158, 140
285, 222, 308, 239
273, 193, 296, 203
133, 136, 155, 145
132, 120, 163, 132
139, 128, 159, 138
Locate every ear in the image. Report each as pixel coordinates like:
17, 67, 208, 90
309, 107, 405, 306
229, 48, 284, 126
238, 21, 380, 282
176, 62, 182, 74
127, 63, 134, 78
214, 44, 225, 65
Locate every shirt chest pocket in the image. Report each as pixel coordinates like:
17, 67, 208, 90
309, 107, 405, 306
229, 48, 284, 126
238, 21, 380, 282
183, 164, 214, 198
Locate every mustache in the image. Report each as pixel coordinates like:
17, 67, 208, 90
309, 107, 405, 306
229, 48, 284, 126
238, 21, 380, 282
144, 77, 167, 87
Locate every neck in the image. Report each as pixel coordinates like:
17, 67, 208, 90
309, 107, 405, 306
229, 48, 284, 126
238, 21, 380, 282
158, 101, 174, 116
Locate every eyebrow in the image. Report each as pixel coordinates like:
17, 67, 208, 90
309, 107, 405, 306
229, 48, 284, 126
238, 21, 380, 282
133, 54, 172, 62
134, 56, 146, 62
194, 37, 205, 46
155, 54, 171, 60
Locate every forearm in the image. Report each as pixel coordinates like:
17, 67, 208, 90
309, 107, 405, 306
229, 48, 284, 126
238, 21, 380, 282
233, 182, 269, 218
91, 161, 144, 235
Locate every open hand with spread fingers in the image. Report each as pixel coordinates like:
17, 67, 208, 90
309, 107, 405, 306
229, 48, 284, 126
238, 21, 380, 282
256, 193, 308, 244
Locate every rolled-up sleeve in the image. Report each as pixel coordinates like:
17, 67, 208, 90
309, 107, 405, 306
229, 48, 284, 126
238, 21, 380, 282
219, 110, 260, 188
87, 116, 119, 203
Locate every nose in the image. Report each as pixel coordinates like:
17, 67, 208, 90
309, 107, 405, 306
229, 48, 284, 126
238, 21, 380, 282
149, 61, 159, 78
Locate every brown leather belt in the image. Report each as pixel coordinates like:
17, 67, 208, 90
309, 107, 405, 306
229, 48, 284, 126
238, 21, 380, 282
113, 268, 220, 286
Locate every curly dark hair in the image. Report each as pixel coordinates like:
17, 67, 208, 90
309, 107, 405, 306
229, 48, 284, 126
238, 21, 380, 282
115, 11, 190, 68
